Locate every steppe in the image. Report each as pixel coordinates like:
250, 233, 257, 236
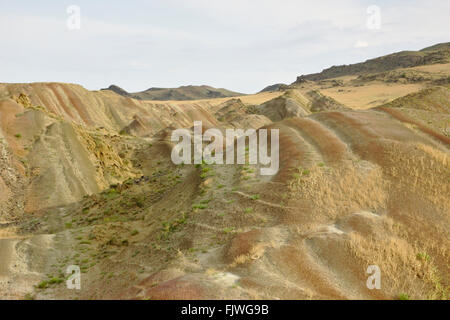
0, 43, 448, 300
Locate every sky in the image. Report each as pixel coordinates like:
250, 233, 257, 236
0, 0, 449, 94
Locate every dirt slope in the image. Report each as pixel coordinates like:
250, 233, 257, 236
2, 103, 447, 300
0, 44, 449, 300
378, 86, 450, 137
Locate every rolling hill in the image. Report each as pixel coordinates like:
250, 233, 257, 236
102, 84, 244, 101
295, 42, 450, 82
0, 43, 449, 300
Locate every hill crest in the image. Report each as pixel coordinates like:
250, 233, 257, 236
102, 84, 244, 101
294, 42, 450, 83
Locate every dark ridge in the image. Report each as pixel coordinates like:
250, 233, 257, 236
101, 85, 130, 97
294, 42, 450, 83
259, 83, 287, 92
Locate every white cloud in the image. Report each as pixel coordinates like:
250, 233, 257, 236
167, 0, 366, 30
0, 1, 449, 93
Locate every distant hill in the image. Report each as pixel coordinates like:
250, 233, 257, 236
294, 42, 450, 83
259, 83, 287, 92
102, 84, 244, 101
103, 85, 131, 97
420, 42, 450, 52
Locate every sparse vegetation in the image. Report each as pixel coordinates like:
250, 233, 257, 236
193, 203, 207, 210
223, 227, 235, 234
36, 277, 63, 290
397, 293, 410, 300
1, 42, 450, 301
416, 252, 430, 261
160, 213, 187, 239
24, 293, 35, 300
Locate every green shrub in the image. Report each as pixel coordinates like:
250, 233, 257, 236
416, 252, 430, 261
49, 277, 63, 285
223, 227, 234, 234
160, 213, 188, 239
398, 293, 410, 300
193, 204, 207, 210
24, 293, 35, 300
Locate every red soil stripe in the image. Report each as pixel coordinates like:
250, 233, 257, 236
315, 112, 387, 164
377, 107, 450, 148
61, 85, 94, 125
34, 89, 57, 115
284, 117, 349, 163
49, 83, 76, 119
322, 111, 379, 140
264, 123, 312, 182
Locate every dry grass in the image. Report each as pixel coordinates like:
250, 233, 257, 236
409, 62, 450, 74
321, 83, 424, 109
1, 68, 449, 300
347, 232, 448, 300
151, 91, 284, 107
288, 163, 388, 221
381, 142, 450, 209
229, 243, 267, 268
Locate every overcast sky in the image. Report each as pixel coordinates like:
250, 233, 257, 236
0, 0, 449, 93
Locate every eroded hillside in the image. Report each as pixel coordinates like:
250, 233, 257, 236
0, 51, 449, 300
